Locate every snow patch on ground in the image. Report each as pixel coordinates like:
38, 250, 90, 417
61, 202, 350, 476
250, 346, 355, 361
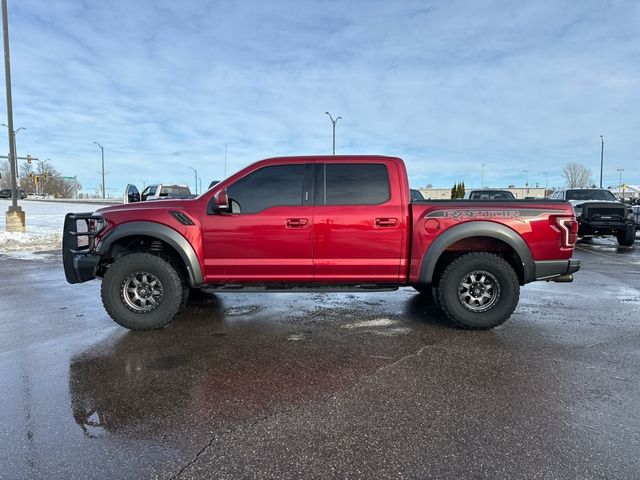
0, 199, 98, 253
1, 250, 60, 261
0, 231, 62, 252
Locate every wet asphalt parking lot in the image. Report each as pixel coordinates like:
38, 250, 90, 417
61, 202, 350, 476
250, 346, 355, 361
1, 236, 639, 479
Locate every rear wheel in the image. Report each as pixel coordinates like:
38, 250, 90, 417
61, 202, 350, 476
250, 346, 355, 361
101, 253, 183, 330
616, 226, 636, 246
436, 252, 519, 330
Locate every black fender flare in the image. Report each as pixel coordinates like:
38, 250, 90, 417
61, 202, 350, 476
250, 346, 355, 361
418, 221, 534, 285
98, 221, 204, 287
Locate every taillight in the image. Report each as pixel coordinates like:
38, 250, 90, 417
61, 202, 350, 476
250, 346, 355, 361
555, 216, 578, 247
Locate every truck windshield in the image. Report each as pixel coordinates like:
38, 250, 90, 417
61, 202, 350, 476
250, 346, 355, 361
565, 189, 616, 201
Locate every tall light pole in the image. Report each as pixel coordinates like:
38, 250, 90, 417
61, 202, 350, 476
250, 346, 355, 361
481, 163, 486, 188
617, 168, 624, 197
542, 171, 549, 190
93, 141, 105, 199
324, 112, 341, 155
188, 166, 198, 194
2, 0, 24, 231
1, 123, 23, 173
599, 135, 604, 188
224, 142, 227, 177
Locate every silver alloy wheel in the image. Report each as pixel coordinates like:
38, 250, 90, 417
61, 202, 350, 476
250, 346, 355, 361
120, 271, 164, 313
457, 270, 500, 313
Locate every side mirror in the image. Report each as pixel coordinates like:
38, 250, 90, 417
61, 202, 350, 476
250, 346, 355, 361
211, 188, 229, 213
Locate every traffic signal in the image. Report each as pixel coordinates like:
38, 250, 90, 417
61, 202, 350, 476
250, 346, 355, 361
28, 172, 33, 180
43, 173, 48, 182
26, 154, 32, 164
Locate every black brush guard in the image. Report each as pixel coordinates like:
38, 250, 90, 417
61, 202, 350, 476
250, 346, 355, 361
62, 213, 105, 284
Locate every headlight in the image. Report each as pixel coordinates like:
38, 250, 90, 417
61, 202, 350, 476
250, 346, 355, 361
628, 209, 634, 220
574, 206, 582, 217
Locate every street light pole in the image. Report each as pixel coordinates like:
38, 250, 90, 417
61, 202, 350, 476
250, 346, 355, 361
481, 163, 486, 188
1, 123, 23, 179
542, 171, 548, 190
1, 0, 24, 231
617, 168, 624, 198
93, 141, 105, 199
324, 112, 341, 155
224, 142, 227, 177
188, 166, 198, 194
599, 135, 604, 188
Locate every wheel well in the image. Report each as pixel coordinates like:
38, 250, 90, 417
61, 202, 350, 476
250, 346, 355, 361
98, 235, 189, 283
431, 236, 525, 286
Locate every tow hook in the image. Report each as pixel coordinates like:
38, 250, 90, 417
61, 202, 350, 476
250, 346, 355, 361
549, 274, 573, 283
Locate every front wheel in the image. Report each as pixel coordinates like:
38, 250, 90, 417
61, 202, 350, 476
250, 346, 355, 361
616, 226, 636, 246
101, 253, 184, 330
436, 252, 519, 330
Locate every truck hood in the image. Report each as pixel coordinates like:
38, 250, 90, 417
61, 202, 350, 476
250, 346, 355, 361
568, 199, 624, 208
95, 198, 197, 215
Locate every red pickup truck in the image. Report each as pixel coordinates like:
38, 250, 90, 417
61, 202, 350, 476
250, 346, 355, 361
63, 155, 580, 331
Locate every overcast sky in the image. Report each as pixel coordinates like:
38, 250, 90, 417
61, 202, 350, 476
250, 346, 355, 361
3, 0, 639, 195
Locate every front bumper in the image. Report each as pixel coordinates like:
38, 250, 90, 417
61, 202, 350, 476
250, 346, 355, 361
62, 213, 104, 284
534, 259, 581, 281
578, 218, 634, 235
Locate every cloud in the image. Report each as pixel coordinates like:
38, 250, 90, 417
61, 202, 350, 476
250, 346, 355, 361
1, 0, 638, 195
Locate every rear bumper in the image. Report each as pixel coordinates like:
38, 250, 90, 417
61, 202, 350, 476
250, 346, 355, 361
534, 259, 581, 281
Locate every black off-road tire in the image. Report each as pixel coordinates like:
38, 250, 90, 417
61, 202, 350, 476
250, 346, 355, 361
616, 226, 636, 246
101, 253, 184, 330
179, 283, 190, 310
436, 252, 519, 330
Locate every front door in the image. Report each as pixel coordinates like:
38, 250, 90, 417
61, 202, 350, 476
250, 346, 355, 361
201, 163, 314, 282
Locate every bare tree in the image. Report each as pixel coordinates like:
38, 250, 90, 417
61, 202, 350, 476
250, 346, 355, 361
562, 162, 593, 188
0, 160, 10, 189
17, 159, 76, 197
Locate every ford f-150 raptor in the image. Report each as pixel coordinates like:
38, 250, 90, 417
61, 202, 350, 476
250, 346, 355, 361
63, 155, 580, 331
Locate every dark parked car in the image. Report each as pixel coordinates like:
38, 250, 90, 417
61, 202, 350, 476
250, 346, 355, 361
464, 189, 516, 200
0, 188, 27, 199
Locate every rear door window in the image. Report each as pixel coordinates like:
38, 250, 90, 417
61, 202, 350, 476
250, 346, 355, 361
316, 163, 390, 205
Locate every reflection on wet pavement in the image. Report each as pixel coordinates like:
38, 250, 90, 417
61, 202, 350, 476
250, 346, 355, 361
1, 238, 639, 478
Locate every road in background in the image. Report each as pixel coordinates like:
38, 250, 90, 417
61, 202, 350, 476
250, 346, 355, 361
0, 237, 639, 479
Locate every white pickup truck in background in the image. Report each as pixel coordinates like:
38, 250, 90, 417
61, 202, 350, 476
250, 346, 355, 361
123, 183, 194, 203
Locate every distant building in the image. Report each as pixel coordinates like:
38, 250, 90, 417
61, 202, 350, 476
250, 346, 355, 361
610, 185, 640, 199
417, 187, 549, 200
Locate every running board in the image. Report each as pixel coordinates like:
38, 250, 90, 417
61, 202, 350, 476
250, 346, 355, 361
203, 283, 400, 293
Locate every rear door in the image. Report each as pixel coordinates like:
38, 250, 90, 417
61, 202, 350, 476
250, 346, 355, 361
312, 160, 405, 282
